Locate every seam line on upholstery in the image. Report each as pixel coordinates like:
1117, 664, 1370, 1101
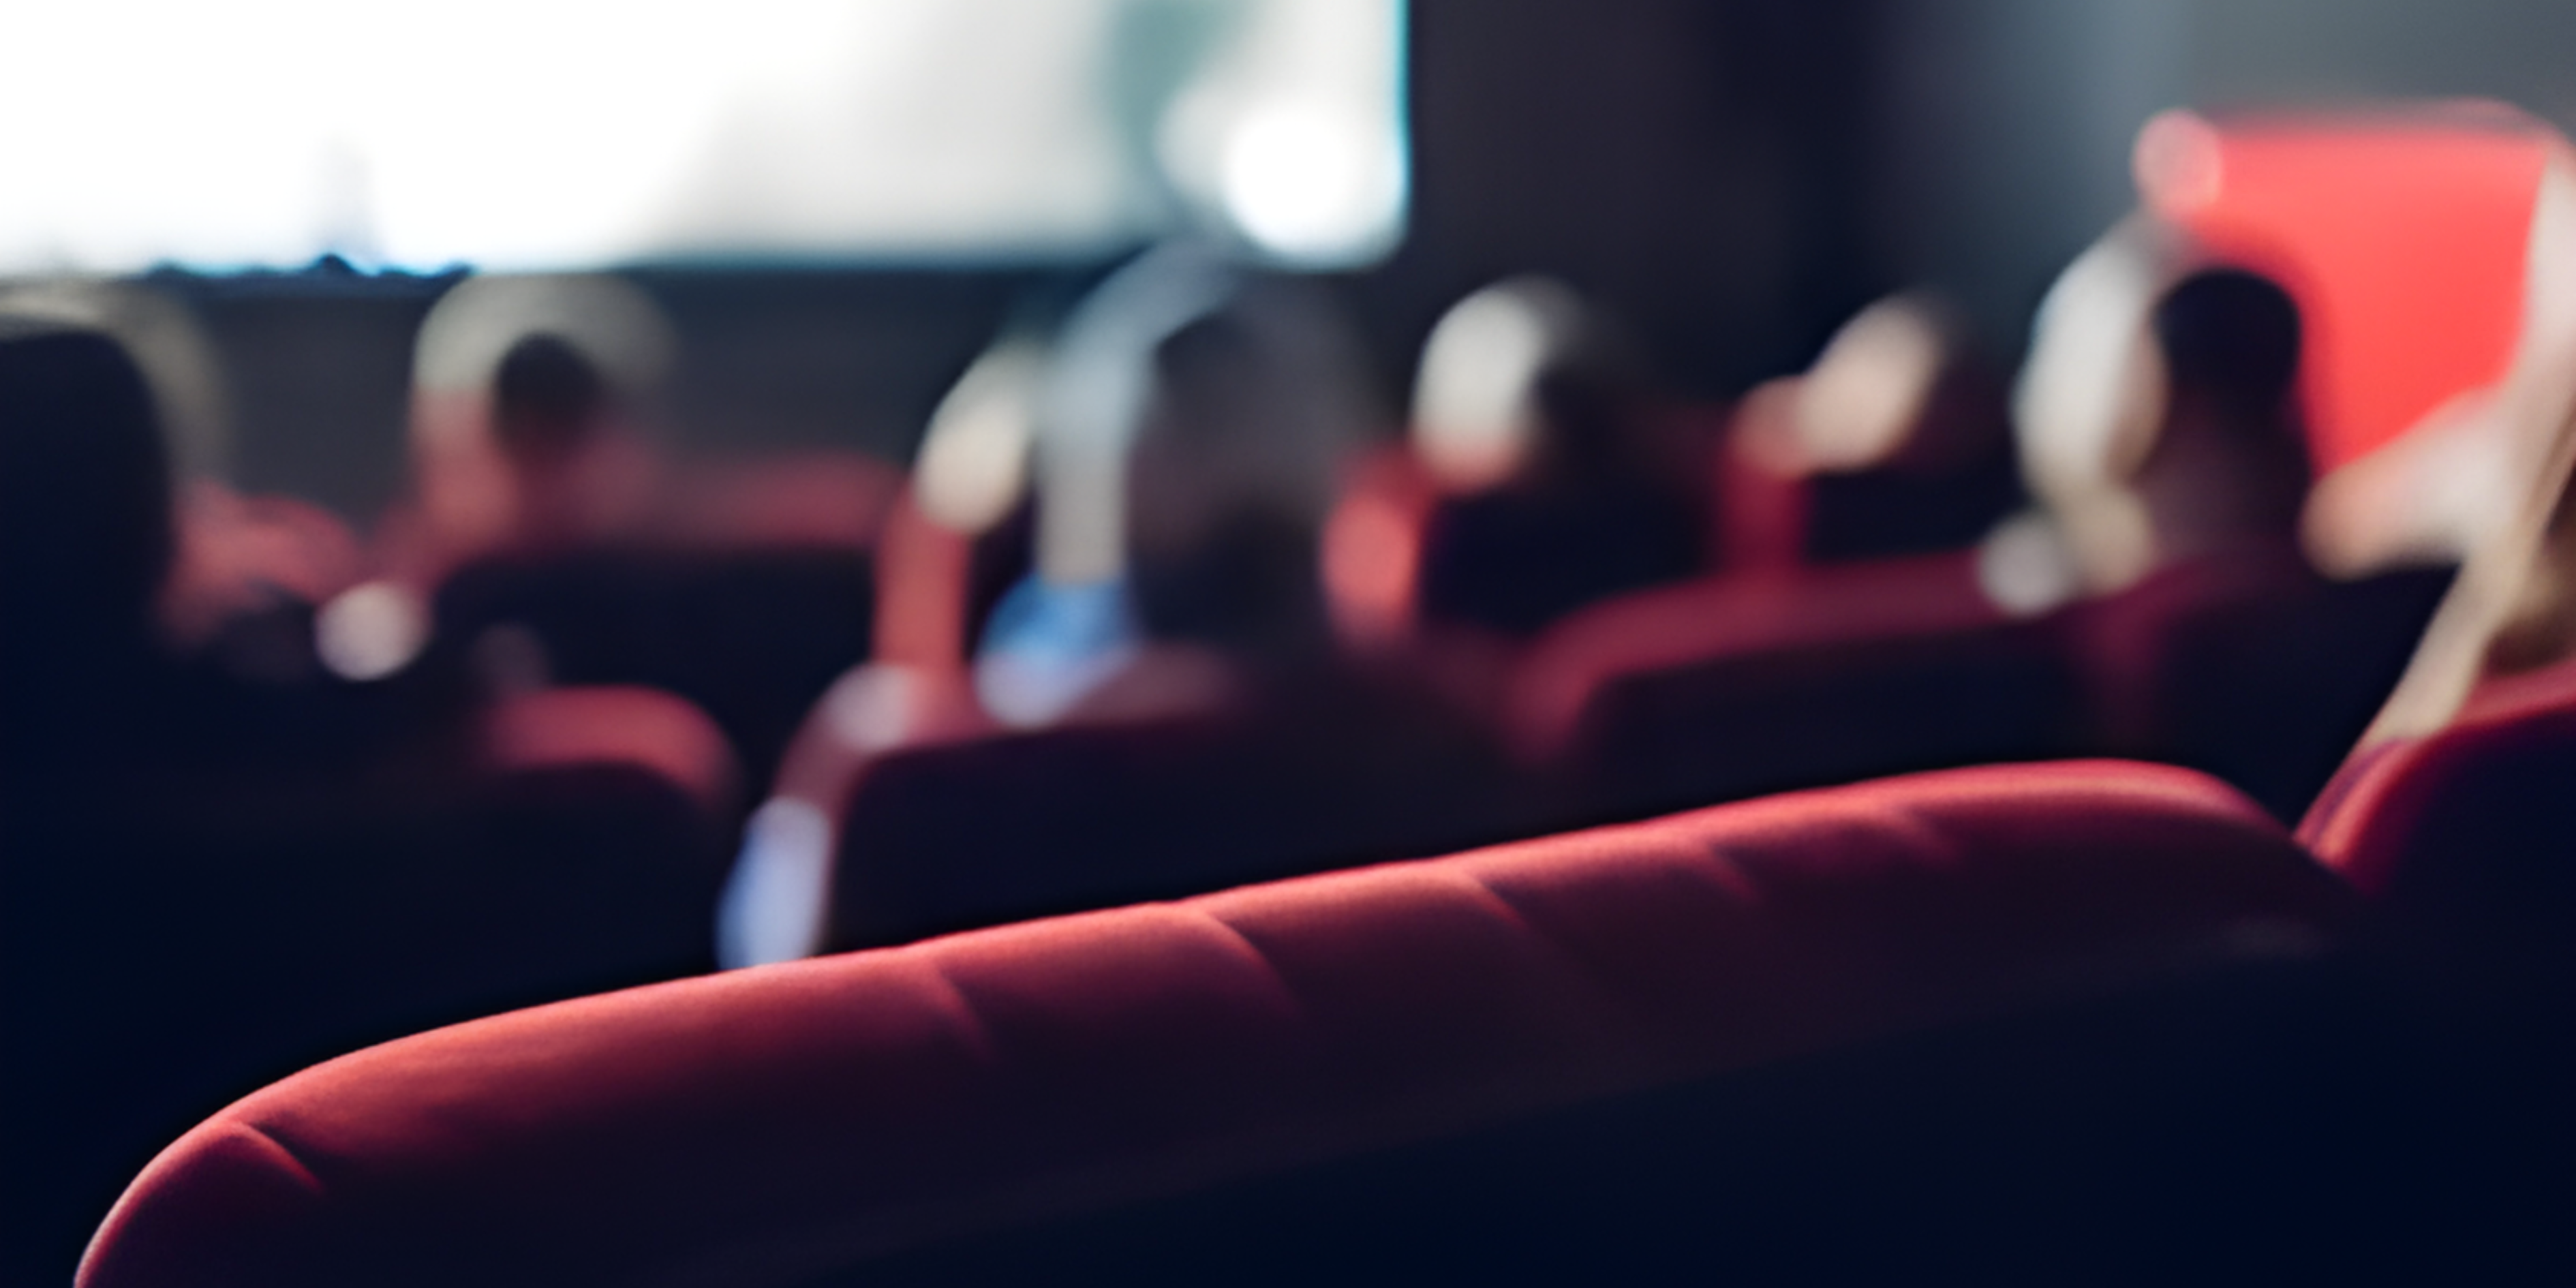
1692, 840, 1765, 904
1880, 798, 1967, 870
919, 956, 1001, 1062
1454, 868, 1593, 983
239, 1120, 328, 1197
1193, 908, 1310, 1022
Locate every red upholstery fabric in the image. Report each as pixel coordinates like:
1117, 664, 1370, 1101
2293, 658, 2576, 1009
869, 490, 978, 673
1503, 554, 2079, 826
81, 760, 2344, 1288
1508, 551, 2002, 759
2299, 655, 2576, 895
821, 669, 1522, 949
480, 685, 741, 816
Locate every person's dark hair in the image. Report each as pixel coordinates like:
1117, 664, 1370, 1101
2134, 267, 2313, 542
491, 333, 609, 459
0, 326, 174, 636
1127, 313, 1328, 656
2155, 267, 2303, 418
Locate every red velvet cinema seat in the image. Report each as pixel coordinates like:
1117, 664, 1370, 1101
2303, 658, 2576, 988
80, 760, 2351, 1288
815, 670, 1528, 951
1507, 550, 2082, 826
2301, 459, 2576, 990
2280, 102, 2576, 979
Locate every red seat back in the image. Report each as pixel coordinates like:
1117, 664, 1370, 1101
2302, 658, 2576, 944
1508, 553, 2085, 823
80, 760, 2342, 1288
823, 677, 1523, 949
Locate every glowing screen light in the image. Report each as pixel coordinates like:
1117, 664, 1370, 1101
0, 0, 1406, 273
1158, 0, 1407, 265
1221, 101, 1404, 261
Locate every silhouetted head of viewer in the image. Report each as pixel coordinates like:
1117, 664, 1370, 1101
1124, 310, 1343, 659
490, 332, 613, 467
975, 243, 1375, 728
1407, 277, 1702, 638
0, 324, 174, 662
2132, 266, 2312, 558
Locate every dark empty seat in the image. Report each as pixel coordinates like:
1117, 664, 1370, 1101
5, 761, 733, 1288
435, 547, 874, 787
1511, 552, 2085, 825
1415, 479, 1704, 639
826, 669, 1527, 949
78, 760, 2348, 1288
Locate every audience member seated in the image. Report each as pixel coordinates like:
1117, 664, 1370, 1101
723, 243, 1524, 964
1405, 278, 1707, 643
2049, 269, 2448, 821
1499, 296, 2098, 825
2023, 106, 2576, 820
341, 275, 886, 786
0, 319, 743, 1288
0, 279, 367, 686
1720, 293, 2023, 568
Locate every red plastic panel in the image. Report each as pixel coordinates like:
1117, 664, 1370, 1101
2136, 108, 2552, 474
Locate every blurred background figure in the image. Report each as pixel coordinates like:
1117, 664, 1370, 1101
2007, 104, 2576, 821
0, 314, 741, 1286
1405, 277, 1705, 641
722, 239, 1522, 966
373, 274, 677, 598
0, 280, 363, 672
330, 274, 887, 790
0, 322, 185, 781
2017, 264, 2314, 602
1721, 293, 2023, 572
973, 241, 1375, 726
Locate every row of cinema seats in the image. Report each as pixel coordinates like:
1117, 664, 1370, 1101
75, 664, 2576, 1286
717, 104, 2559, 962
0, 288, 851, 1282
26, 102, 2576, 1282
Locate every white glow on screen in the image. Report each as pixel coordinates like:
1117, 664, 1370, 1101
1157, 0, 1407, 265
1221, 101, 1403, 261
0, 0, 1407, 273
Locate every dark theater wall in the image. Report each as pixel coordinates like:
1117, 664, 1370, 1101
1353, 0, 1898, 401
